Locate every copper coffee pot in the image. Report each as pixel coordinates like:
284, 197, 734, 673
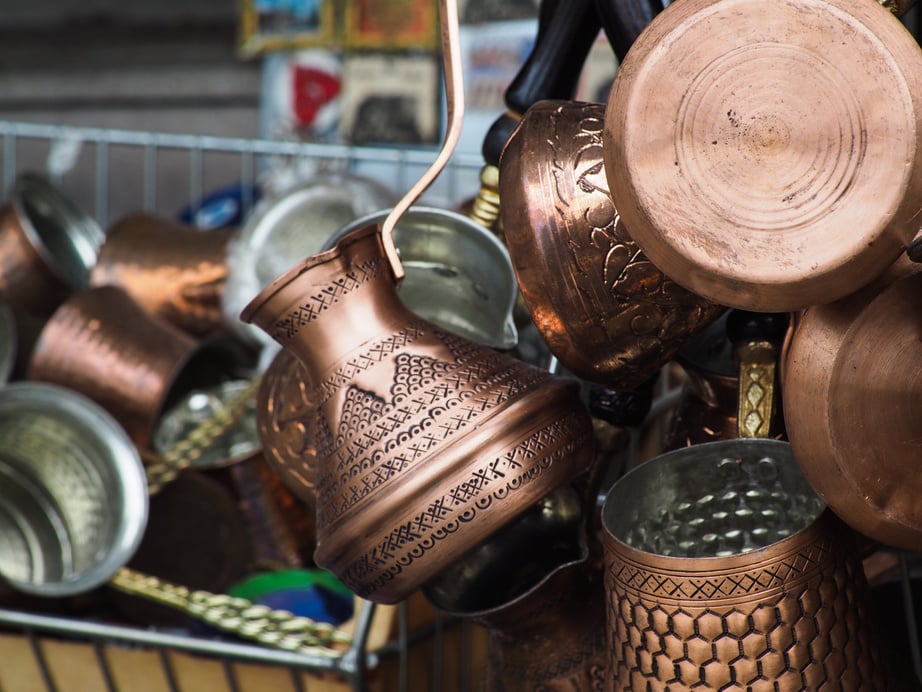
500, 99, 725, 389
423, 486, 608, 690
241, 0, 596, 604
242, 224, 595, 604
603, 0, 922, 311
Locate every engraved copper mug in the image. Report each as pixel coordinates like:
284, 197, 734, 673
600, 439, 903, 690
27, 285, 242, 449
241, 223, 596, 604
602, 0, 922, 311
89, 212, 237, 337
423, 485, 608, 690
500, 100, 724, 390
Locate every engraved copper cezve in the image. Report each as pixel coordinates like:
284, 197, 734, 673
424, 487, 608, 691
500, 100, 724, 389
242, 224, 596, 604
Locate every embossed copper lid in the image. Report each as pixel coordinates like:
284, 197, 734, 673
603, 0, 922, 311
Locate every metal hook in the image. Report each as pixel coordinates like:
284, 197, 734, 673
380, 0, 464, 283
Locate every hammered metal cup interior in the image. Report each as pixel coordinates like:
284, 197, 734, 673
601, 438, 895, 689
0, 382, 148, 597
324, 206, 519, 350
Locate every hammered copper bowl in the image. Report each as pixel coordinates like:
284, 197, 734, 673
603, 0, 922, 311
601, 438, 896, 689
500, 100, 724, 389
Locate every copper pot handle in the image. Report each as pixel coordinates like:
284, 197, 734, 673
727, 310, 789, 439
381, 0, 464, 282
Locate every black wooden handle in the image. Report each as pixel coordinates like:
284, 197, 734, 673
482, 0, 602, 167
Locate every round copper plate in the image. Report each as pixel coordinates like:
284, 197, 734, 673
782, 256, 922, 551
603, 0, 922, 311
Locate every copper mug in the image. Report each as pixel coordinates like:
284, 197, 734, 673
0, 173, 104, 373
423, 485, 608, 690
27, 285, 244, 449
90, 212, 237, 337
241, 223, 596, 604
601, 438, 903, 690
500, 100, 724, 389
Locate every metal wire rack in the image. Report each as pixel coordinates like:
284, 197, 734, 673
0, 119, 488, 692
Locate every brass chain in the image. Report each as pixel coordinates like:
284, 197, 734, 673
145, 376, 262, 495
110, 568, 353, 656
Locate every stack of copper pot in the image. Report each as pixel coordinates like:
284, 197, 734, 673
484, 0, 922, 686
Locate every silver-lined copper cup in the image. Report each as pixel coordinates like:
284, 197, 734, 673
601, 438, 900, 690
0, 382, 148, 596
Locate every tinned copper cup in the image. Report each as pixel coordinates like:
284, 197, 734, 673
0, 173, 103, 318
0, 174, 104, 373
90, 212, 236, 336
27, 285, 240, 449
601, 438, 903, 690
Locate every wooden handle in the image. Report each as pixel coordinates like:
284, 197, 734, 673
482, 0, 601, 167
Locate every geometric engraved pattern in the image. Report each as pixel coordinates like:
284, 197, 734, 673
269, 255, 386, 341
611, 540, 833, 603
605, 528, 892, 690
315, 320, 429, 407
341, 409, 593, 598
315, 335, 548, 521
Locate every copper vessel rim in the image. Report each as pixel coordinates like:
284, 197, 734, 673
239, 222, 380, 323
601, 438, 826, 564
10, 173, 104, 290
